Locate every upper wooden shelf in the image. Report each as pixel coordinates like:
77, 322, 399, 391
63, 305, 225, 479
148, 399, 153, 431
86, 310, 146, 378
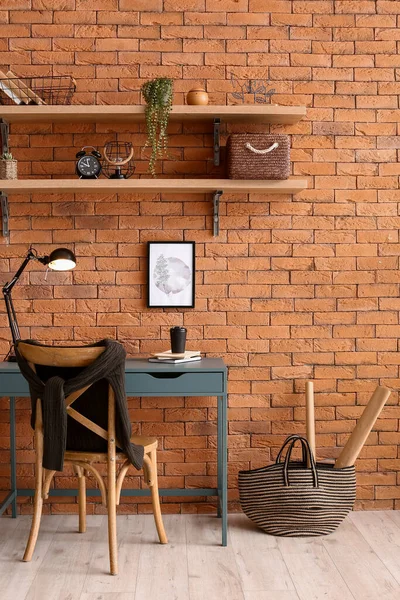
0, 178, 307, 194
0, 104, 306, 125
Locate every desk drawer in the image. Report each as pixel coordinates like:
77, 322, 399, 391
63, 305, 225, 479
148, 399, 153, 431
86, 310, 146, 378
125, 371, 224, 396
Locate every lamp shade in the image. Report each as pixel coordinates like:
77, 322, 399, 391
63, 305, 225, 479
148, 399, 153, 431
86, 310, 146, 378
47, 248, 76, 271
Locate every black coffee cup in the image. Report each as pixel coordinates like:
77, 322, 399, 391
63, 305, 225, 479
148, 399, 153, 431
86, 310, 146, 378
170, 326, 187, 354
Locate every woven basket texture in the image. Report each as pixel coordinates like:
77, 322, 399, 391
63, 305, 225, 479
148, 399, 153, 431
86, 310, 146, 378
0, 159, 17, 180
239, 436, 356, 537
227, 133, 290, 180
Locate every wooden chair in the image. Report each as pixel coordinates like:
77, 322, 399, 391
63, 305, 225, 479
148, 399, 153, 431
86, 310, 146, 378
17, 342, 167, 576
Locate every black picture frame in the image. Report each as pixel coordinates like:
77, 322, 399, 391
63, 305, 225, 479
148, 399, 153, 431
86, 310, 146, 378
147, 241, 195, 308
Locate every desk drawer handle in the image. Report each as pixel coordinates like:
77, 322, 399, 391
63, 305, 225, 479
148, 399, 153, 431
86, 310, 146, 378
146, 373, 184, 379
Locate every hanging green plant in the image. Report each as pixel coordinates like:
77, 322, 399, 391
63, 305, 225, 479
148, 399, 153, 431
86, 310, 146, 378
141, 78, 173, 178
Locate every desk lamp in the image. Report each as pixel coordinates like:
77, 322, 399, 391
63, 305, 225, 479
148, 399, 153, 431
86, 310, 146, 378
2, 246, 76, 354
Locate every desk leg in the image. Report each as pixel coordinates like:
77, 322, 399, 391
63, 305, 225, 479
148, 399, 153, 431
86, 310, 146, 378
217, 394, 222, 518
10, 396, 17, 517
218, 394, 227, 546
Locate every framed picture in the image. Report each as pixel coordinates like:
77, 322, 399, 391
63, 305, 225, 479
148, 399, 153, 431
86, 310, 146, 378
147, 241, 195, 308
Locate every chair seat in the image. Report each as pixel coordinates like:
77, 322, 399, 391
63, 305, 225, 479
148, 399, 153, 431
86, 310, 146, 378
64, 435, 158, 464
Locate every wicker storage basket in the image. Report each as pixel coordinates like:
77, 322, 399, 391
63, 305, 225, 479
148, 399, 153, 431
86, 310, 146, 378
227, 133, 290, 180
239, 435, 356, 537
0, 159, 17, 180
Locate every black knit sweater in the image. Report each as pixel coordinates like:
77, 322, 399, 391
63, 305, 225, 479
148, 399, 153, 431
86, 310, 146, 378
15, 339, 144, 472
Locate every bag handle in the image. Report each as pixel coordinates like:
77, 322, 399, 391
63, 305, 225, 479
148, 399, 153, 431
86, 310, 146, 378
278, 435, 319, 488
276, 434, 306, 464
245, 141, 279, 155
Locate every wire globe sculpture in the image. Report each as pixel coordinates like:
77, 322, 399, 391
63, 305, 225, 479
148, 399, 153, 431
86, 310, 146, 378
101, 141, 135, 179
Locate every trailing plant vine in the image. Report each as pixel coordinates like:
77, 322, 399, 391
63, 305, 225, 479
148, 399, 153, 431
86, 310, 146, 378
141, 78, 173, 177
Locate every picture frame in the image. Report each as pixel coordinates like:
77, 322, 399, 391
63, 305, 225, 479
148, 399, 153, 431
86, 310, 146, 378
147, 241, 195, 308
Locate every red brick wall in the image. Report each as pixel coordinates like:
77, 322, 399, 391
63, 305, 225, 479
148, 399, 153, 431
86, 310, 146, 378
1, 0, 400, 515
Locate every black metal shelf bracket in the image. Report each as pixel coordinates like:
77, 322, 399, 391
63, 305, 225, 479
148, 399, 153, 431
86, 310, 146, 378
1, 193, 9, 238
213, 117, 220, 166
213, 190, 223, 237
0, 119, 10, 237
0, 118, 9, 155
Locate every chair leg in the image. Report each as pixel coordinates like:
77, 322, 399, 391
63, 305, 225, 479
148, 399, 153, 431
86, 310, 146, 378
23, 400, 44, 562
148, 449, 168, 544
107, 454, 118, 575
76, 466, 86, 534
107, 390, 118, 576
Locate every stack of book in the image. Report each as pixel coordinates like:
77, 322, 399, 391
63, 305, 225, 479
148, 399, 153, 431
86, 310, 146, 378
148, 350, 201, 364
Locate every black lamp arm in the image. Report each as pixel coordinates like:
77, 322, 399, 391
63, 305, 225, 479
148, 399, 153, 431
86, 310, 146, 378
2, 248, 49, 345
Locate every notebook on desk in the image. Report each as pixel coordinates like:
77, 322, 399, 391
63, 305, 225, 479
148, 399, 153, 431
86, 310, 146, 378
148, 350, 201, 364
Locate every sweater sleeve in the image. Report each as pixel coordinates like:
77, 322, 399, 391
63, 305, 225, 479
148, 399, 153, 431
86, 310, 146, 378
110, 361, 144, 471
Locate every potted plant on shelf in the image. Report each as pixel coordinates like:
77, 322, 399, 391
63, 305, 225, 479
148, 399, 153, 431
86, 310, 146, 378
141, 78, 173, 177
0, 152, 17, 180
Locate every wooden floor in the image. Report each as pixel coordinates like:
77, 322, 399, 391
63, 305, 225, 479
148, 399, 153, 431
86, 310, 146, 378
1, 511, 400, 600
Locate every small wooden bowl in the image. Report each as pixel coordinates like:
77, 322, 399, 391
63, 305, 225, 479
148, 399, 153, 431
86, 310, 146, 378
186, 88, 209, 106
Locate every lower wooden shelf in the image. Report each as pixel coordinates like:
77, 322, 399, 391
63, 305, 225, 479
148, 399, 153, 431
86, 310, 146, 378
0, 178, 307, 237
0, 178, 307, 194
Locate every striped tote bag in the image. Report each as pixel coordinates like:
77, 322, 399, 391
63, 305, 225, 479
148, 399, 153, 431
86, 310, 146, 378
238, 435, 356, 537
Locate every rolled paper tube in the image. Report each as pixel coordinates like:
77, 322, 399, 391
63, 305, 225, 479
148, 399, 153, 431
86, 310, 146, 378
0, 69, 26, 104
306, 381, 316, 467
2, 70, 34, 104
334, 386, 391, 469
6, 70, 46, 105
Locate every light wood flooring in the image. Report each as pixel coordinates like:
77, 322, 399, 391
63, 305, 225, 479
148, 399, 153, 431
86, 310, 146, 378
1, 511, 400, 600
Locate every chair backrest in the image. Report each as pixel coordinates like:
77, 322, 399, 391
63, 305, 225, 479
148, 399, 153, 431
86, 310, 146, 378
17, 342, 105, 368
17, 342, 116, 450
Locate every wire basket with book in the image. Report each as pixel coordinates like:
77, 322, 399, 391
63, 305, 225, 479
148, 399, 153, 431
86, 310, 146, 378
0, 70, 76, 105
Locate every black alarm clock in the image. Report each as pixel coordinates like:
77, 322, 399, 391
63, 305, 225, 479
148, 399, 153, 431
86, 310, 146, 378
75, 146, 102, 179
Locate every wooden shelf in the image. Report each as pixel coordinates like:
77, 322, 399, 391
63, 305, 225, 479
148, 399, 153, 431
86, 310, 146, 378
0, 104, 307, 236
0, 178, 307, 195
0, 104, 306, 125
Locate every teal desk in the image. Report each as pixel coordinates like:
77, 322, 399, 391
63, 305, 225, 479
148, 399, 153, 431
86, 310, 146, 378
0, 358, 228, 545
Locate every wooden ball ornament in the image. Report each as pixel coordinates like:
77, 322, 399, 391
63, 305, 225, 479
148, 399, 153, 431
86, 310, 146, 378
186, 88, 209, 106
